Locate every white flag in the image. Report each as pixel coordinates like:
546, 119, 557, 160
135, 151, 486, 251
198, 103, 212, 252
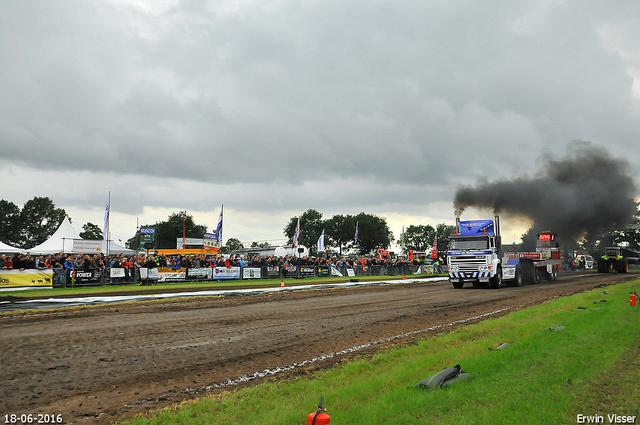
293, 217, 300, 247
317, 229, 325, 252
102, 193, 110, 240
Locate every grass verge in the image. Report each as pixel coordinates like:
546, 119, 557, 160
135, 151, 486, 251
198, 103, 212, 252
118, 279, 640, 425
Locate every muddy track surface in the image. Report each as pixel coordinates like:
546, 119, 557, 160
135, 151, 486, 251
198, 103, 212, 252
1, 272, 637, 424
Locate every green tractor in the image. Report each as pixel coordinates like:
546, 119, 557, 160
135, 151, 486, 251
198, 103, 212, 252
597, 246, 640, 273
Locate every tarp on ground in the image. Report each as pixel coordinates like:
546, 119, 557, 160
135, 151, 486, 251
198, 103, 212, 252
25, 218, 135, 255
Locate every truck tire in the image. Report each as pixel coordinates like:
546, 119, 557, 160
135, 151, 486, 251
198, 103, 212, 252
452, 280, 464, 289
514, 264, 524, 287
534, 267, 543, 284
490, 266, 502, 289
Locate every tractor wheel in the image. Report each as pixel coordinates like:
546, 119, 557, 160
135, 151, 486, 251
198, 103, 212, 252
617, 260, 628, 274
597, 259, 608, 273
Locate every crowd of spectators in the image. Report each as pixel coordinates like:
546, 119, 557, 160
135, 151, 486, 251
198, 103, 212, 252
1, 251, 438, 272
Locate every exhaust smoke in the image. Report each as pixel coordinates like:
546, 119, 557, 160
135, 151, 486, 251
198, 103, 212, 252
453, 141, 638, 243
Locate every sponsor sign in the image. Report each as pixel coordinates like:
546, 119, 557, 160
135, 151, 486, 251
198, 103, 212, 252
139, 268, 161, 280
72, 239, 103, 253
0, 269, 53, 288
266, 266, 281, 277
212, 266, 241, 280
300, 266, 315, 278
330, 266, 343, 277
346, 268, 355, 277
316, 266, 330, 277
187, 268, 212, 279
157, 267, 187, 281
506, 252, 542, 260
203, 233, 217, 250
139, 227, 155, 250
110, 268, 126, 278
73, 268, 102, 284
242, 268, 262, 279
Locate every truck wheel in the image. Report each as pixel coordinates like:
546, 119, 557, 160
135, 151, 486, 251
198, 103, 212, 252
534, 268, 543, 284
452, 280, 464, 289
514, 265, 524, 287
490, 267, 502, 289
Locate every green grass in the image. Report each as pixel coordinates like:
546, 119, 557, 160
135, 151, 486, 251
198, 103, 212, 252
117, 279, 640, 425
1, 273, 443, 299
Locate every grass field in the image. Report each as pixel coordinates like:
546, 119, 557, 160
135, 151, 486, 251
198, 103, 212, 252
116, 279, 640, 425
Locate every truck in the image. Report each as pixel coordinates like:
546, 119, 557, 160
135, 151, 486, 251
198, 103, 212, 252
597, 246, 640, 273
447, 216, 562, 289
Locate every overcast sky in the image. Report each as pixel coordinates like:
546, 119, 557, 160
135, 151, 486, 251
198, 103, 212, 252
1, 0, 639, 249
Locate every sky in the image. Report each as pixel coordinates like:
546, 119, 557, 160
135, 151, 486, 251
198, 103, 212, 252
1, 0, 640, 250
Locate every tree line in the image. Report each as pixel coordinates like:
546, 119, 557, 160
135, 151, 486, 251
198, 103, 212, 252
282, 209, 456, 256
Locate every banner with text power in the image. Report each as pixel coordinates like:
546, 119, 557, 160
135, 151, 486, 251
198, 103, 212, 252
0, 269, 54, 288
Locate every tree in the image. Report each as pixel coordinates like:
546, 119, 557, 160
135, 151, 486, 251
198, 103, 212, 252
125, 212, 207, 249
0, 199, 21, 246
324, 214, 355, 255
283, 209, 325, 253
79, 222, 103, 240
435, 223, 456, 254
352, 212, 394, 255
223, 237, 243, 253
19, 197, 68, 248
403, 224, 435, 251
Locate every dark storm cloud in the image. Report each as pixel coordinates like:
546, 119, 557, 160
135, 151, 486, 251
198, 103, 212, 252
454, 141, 638, 241
2, 1, 640, 189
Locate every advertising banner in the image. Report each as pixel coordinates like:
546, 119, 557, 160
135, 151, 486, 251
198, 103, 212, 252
73, 268, 102, 284
187, 268, 212, 280
266, 266, 281, 278
212, 266, 241, 280
0, 269, 53, 288
139, 227, 156, 250
110, 268, 126, 278
300, 266, 315, 278
139, 268, 161, 281
242, 268, 262, 279
72, 240, 103, 253
316, 266, 330, 277
158, 267, 187, 282
203, 233, 217, 250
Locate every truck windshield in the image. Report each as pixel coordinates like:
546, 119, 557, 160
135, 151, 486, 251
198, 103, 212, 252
449, 237, 489, 250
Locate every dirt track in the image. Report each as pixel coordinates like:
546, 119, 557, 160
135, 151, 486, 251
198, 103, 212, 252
1, 272, 637, 424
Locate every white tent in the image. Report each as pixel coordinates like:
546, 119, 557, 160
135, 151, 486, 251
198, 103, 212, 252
26, 218, 135, 255
0, 240, 22, 254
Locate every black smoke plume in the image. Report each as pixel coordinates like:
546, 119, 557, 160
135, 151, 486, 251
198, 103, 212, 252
454, 141, 638, 243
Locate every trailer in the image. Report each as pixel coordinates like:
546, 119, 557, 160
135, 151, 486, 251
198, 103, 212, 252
447, 216, 561, 289
597, 246, 640, 273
